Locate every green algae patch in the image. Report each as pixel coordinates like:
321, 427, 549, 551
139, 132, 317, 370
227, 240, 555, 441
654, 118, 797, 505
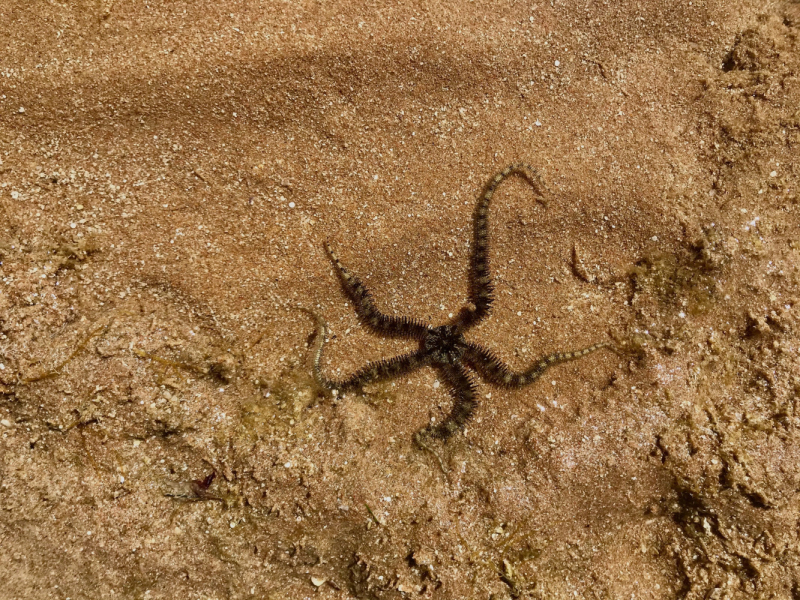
241, 366, 320, 441
630, 229, 727, 316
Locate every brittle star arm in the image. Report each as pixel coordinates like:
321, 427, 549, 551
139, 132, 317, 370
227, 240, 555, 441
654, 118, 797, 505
319, 351, 431, 394
303, 306, 430, 393
456, 164, 548, 330
463, 341, 610, 388
325, 242, 429, 339
416, 362, 478, 442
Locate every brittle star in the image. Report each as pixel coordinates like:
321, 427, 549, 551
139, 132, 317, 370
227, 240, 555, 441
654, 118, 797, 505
308, 164, 612, 444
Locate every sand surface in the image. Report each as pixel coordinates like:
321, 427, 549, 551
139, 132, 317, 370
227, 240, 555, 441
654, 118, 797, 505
1, 1, 800, 598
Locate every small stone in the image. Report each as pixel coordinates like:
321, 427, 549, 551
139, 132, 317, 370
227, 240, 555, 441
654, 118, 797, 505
1, 419, 11, 427
311, 577, 326, 587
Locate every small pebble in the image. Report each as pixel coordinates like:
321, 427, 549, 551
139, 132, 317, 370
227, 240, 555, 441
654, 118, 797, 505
288, 201, 295, 208
1, 419, 11, 427
311, 577, 326, 587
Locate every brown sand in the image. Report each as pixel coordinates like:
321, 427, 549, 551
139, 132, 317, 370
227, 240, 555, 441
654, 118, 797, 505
1, 1, 799, 598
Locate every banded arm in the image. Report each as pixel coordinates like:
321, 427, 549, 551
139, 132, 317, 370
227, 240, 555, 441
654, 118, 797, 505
464, 341, 610, 388
303, 306, 429, 393
320, 351, 430, 394
416, 362, 478, 441
326, 242, 430, 339
456, 164, 547, 330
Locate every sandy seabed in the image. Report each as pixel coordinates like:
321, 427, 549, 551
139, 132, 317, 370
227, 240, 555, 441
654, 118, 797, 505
1, 1, 800, 598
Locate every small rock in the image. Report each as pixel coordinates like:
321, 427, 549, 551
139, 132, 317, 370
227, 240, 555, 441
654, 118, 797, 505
1, 419, 11, 427
310, 576, 326, 587
208, 352, 237, 383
